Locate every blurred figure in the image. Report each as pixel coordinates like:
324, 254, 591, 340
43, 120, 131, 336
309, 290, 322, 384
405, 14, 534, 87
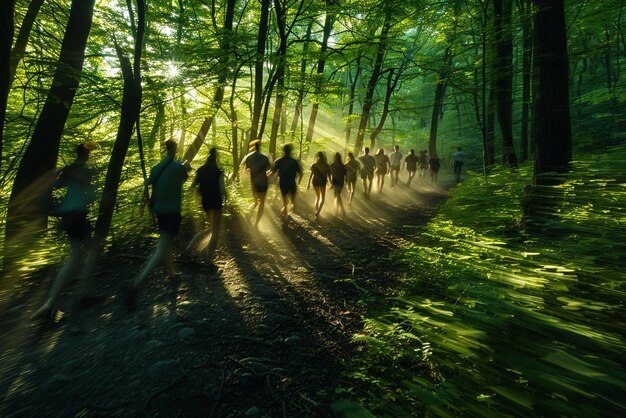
451, 146, 466, 182
271, 143, 302, 227
244, 139, 271, 227
307, 151, 331, 219
418, 150, 429, 180
429, 152, 441, 184
330, 152, 347, 216
185, 147, 225, 262
344, 152, 360, 204
374, 148, 390, 193
388, 145, 402, 188
31, 142, 100, 321
358, 147, 375, 199
125, 139, 190, 311
404, 149, 418, 186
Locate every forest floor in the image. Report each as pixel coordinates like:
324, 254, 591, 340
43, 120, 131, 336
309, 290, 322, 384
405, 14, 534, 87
0, 175, 450, 417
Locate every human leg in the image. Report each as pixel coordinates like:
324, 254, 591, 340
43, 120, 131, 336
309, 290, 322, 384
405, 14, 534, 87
206, 209, 222, 258
255, 192, 267, 227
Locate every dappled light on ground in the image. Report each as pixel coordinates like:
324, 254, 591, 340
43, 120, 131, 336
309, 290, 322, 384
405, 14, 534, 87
0, 171, 447, 416
344, 153, 626, 416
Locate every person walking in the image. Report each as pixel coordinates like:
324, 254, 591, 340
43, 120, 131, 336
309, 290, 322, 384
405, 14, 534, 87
418, 150, 429, 180
244, 139, 271, 228
271, 143, 302, 226
330, 152, 347, 216
451, 146, 466, 182
344, 152, 360, 204
185, 147, 225, 262
31, 142, 100, 321
358, 147, 375, 199
404, 149, 418, 186
388, 145, 402, 188
429, 152, 441, 184
125, 139, 190, 311
374, 148, 391, 193
307, 151, 331, 219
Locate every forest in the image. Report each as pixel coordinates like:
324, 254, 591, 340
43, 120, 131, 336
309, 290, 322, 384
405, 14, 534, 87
1, 0, 625, 416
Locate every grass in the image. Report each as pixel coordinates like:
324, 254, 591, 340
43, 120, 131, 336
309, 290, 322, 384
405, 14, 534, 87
335, 147, 626, 417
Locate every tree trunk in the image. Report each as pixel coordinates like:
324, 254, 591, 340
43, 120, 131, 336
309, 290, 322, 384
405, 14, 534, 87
182, 0, 236, 163
305, 3, 335, 143
369, 68, 399, 148
519, 0, 532, 162
0, 0, 15, 175
532, 0, 572, 184
494, 0, 518, 168
344, 56, 362, 152
428, 76, 447, 158
94, 0, 145, 244
353, 7, 392, 154
5, 0, 96, 245
290, 21, 312, 141
249, 0, 270, 144
9, 0, 44, 89
486, 85, 496, 165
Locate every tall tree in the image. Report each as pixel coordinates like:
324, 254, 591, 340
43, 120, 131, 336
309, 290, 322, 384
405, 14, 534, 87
0, 0, 16, 175
182, 0, 236, 164
94, 0, 145, 245
518, 0, 532, 162
249, 0, 271, 144
532, 0, 571, 184
353, 6, 393, 154
4, 0, 96, 244
8, 0, 45, 88
305, 0, 336, 143
493, 0, 518, 168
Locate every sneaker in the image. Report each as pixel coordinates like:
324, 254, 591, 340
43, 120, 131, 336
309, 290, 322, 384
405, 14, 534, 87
30, 304, 58, 322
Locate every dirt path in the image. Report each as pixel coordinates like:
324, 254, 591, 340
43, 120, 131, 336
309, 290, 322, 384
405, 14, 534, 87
0, 179, 449, 417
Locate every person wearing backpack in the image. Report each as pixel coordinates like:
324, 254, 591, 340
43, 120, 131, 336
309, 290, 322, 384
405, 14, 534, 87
125, 139, 190, 311
31, 142, 100, 321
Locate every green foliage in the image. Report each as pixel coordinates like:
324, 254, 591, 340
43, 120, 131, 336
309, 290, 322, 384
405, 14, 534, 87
337, 147, 626, 416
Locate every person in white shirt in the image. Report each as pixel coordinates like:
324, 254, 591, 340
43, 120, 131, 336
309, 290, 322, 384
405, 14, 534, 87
388, 145, 402, 188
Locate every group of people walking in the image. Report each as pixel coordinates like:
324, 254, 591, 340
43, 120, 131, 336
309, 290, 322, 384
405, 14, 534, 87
30, 139, 452, 320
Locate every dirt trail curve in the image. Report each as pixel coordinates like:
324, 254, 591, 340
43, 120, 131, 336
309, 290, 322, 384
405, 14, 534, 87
0, 179, 449, 417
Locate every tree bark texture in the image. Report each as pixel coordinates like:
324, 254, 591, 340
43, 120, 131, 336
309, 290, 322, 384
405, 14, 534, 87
249, 0, 270, 144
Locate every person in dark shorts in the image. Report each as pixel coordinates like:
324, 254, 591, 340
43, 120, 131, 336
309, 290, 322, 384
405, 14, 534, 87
388, 145, 402, 188
330, 152, 347, 216
244, 139, 271, 227
374, 148, 391, 193
404, 149, 419, 186
429, 152, 441, 184
271, 143, 302, 226
418, 150, 429, 180
358, 147, 375, 198
125, 139, 190, 311
185, 147, 225, 261
344, 152, 360, 204
307, 151, 331, 218
31, 142, 100, 321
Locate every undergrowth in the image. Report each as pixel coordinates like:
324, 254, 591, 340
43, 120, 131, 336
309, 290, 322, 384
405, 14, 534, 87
335, 147, 626, 417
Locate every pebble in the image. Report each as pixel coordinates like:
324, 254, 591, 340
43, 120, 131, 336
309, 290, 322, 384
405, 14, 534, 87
264, 313, 291, 324
284, 335, 302, 346
245, 406, 262, 416
144, 339, 164, 351
148, 359, 180, 379
178, 327, 196, 340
